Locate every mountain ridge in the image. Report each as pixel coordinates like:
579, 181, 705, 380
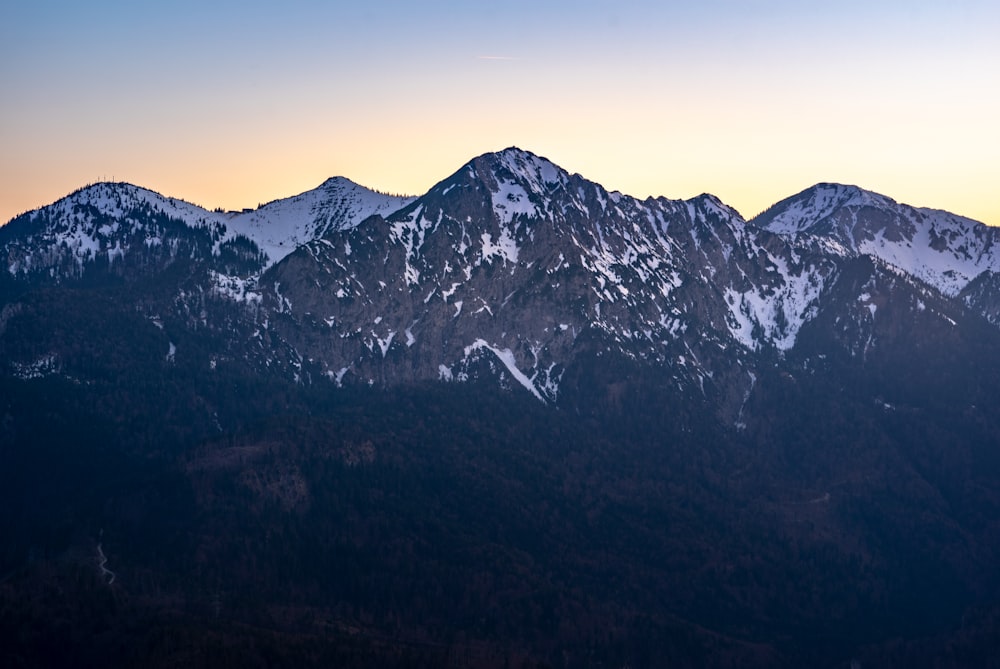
4, 147, 1000, 406
11, 148, 993, 245
4, 146, 1000, 413
7, 148, 993, 281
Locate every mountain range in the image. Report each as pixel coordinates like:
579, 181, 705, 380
6, 148, 1000, 410
3, 148, 1000, 668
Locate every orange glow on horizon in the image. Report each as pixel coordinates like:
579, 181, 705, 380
2, 141, 998, 230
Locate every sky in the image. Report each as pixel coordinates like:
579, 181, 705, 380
2, 1, 998, 225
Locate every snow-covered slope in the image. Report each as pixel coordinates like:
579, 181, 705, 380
2, 183, 227, 276
753, 183, 1000, 297
224, 177, 415, 265
2, 179, 415, 278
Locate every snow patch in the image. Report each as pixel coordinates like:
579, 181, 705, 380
464, 339, 545, 402
492, 180, 539, 224
374, 331, 395, 357
328, 366, 350, 386
724, 264, 826, 351
480, 229, 519, 265
12, 354, 60, 380
209, 272, 263, 304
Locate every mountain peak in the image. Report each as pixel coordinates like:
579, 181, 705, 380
752, 183, 900, 235
316, 176, 359, 190
468, 147, 569, 193
752, 182, 1000, 297
425, 148, 577, 228
54, 181, 154, 209
29, 181, 222, 228
687, 192, 744, 221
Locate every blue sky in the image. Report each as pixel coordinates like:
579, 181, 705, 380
2, 1, 998, 224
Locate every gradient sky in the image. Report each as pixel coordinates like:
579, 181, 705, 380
2, 1, 998, 225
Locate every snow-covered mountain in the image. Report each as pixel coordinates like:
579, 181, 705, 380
2, 148, 999, 413
225, 177, 415, 265
0, 178, 413, 279
753, 183, 1000, 297
260, 148, 839, 410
